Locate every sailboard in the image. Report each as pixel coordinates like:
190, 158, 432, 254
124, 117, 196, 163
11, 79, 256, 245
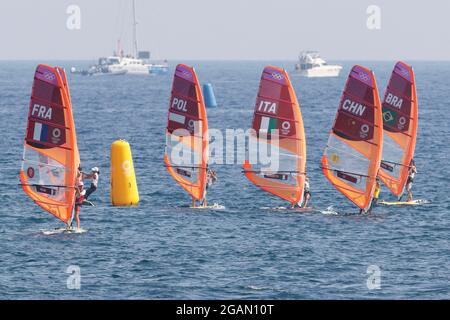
82, 200, 95, 206
189, 203, 225, 210
378, 61, 418, 198
41, 227, 87, 235
164, 64, 209, 203
242, 66, 306, 207
378, 199, 429, 206
19, 64, 80, 225
321, 65, 383, 211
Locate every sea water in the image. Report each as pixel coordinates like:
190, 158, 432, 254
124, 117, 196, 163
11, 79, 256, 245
0, 60, 448, 299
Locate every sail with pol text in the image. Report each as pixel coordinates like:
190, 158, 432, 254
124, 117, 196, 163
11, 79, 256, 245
20, 65, 80, 224
378, 62, 418, 198
243, 66, 306, 206
164, 64, 209, 201
321, 65, 383, 211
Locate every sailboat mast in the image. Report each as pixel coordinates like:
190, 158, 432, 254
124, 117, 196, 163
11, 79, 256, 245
132, 0, 138, 58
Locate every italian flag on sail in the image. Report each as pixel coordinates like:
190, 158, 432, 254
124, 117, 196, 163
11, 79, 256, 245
260, 116, 277, 132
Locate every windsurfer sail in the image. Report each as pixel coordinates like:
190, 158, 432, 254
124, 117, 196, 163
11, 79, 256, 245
321, 65, 383, 212
20, 65, 80, 225
164, 64, 209, 207
242, 66, 307, 207
378, 61, 418, 199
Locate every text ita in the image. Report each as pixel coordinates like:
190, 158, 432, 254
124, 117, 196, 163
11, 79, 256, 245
258, 101, 277, 114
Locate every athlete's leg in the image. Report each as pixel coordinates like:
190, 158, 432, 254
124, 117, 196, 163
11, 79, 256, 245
302, 193, 310, 208
75, 205, 81, 229
85, 184, 97, 200
406, 183, 413, 201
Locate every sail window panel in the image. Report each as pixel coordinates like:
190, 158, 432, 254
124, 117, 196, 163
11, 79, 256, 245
381, 133, 404, 179
166, 137, 201, 168
21, 147, 67, 202
325, 135, 370, 178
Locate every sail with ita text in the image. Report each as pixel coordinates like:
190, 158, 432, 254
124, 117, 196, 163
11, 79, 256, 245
243, 66, 307, 206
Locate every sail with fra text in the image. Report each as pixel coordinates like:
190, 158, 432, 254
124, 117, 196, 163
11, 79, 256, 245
164, 64, 209, 201
243, 66, 306, 206
321, 65, 383, 210
378, 62, 418, 198
20, 65, 80, 223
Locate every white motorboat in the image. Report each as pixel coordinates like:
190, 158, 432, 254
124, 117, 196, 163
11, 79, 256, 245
294, 51, 342, 77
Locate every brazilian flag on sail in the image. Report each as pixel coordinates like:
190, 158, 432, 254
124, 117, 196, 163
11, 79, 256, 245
382, 105, 397, 127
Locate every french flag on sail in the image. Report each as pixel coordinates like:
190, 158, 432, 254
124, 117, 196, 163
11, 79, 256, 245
33, 122, 49, 142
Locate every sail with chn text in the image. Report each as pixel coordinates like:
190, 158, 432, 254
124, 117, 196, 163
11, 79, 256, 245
378, 62, 418, 198
243, 66, 306, 206
164, 64, 209, 201
321, 65, 383, 211
20, 65, 80, 223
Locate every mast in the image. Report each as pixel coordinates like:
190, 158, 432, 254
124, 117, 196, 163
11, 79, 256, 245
132, 0, 138, 58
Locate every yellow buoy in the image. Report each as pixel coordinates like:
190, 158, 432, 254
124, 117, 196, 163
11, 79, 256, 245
110, 139, 139, 206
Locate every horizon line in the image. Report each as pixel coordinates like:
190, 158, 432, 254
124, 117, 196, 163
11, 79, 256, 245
1, 58, 449, 62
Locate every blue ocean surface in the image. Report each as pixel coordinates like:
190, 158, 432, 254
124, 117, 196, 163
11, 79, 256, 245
0, 60, 448, 299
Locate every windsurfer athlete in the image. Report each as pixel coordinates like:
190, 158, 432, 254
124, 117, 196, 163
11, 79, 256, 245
82, 167, 100, 200
368, 178, 381, 214
301, 177, 311, 208
405, 159, 417, 202
197, 169, 217, 207
72, 180, 85, 230
290, 176, 310, 209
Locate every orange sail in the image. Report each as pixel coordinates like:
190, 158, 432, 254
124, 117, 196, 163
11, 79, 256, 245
378, 62, 418, 198
322, 65, 383, 211
164, 64, 209, 201
243, 66, 306, 206
20, 65, 80, 223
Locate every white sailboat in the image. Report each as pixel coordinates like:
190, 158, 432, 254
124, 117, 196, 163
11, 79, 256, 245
71, 0, 168, 76
108, 0, 152, 75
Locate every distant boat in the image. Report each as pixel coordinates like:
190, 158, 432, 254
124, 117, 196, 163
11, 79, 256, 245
71, 57, 127, 76
108, 56, 151, 76
149, 61, 169, 75
100, 0, 165, 75
71, 0, 168, 76
294, 51, 342, 77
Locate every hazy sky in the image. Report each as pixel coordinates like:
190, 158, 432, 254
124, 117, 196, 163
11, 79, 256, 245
0, 0, 449, 60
